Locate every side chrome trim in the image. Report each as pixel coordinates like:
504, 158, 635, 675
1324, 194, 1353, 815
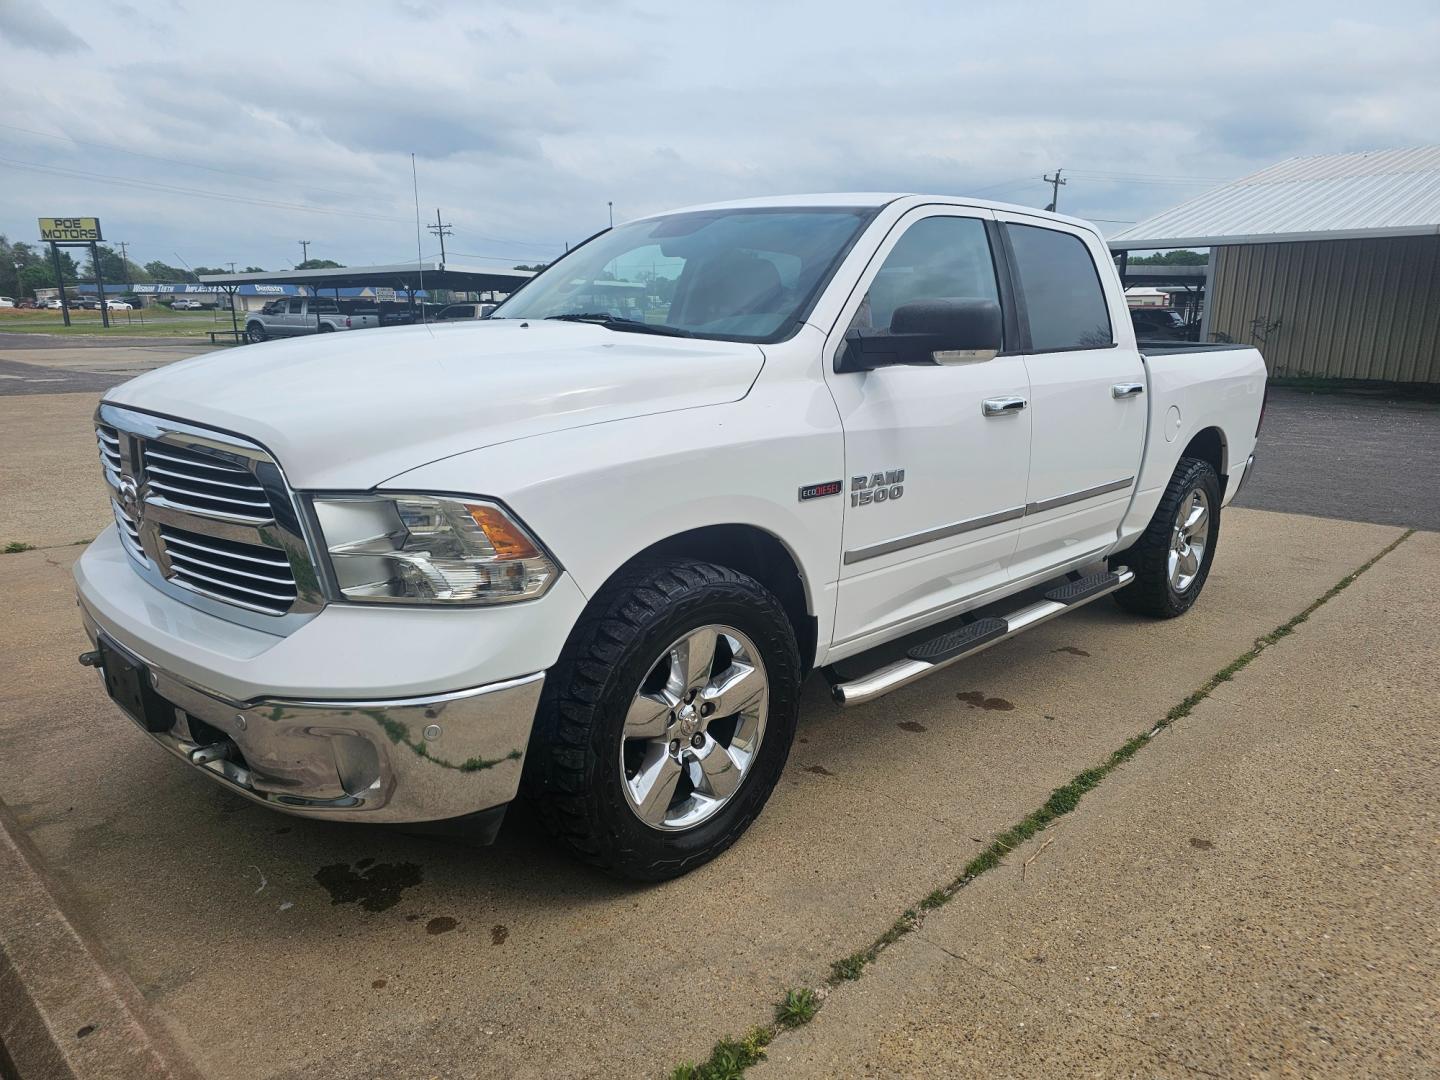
841, 476, 1134, 566
1024, 476, 1133, 516
842, 505, 1025, 565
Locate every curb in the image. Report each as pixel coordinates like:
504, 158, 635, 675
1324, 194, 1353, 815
0, 800, 200, 1080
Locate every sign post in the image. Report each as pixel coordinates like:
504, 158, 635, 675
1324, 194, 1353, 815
38, 218, 104, 330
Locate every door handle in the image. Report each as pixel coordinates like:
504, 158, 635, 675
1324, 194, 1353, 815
1112, 382, 1145, 398
982, 396, 1027, 416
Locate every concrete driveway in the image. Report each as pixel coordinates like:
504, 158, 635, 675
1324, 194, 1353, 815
0, 360, 1436, 1079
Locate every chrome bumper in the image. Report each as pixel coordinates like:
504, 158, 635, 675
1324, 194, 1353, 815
81, 609, 543, 824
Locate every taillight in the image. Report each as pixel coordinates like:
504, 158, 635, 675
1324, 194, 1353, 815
345, 317, 352, 328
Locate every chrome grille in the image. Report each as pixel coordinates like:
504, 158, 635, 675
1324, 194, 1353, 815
159, 524, 299, 611
94, 405, 322, 624
97, 425, 123, 479
139, 443, 273, 521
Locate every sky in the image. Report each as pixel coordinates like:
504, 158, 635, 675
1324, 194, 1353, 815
2, 0, 1438, 272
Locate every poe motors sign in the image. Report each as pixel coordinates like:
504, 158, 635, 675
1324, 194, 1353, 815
39, 216, 103, 242
38, 216, 109, 327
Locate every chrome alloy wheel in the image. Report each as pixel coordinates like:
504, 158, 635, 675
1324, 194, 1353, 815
620, 625, 769, 831
1169, 488, 1210, 592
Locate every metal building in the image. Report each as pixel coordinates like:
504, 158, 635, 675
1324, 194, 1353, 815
1110, 146, 1440, 385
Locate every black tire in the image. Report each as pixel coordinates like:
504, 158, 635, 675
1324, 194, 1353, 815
1110, 456, 1222, 618
318, 324, 335, 333
245, 323, 266, 343
523, 559, 801, 881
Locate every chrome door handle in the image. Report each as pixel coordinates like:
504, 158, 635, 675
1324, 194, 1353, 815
1112, 382, 1145, 398
982, 396, 1027, 416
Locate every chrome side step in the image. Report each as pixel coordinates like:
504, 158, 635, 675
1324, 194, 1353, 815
830, 568, 1134, 707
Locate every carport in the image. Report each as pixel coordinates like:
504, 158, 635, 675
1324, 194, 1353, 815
198, 261, 535, 340
1109, 146, 1440, 384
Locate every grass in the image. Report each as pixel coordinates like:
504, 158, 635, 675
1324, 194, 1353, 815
775, 988, 819, 1029
668, 527, 1415, 1078
4, 542, 36, 554
0, 309, 232, 338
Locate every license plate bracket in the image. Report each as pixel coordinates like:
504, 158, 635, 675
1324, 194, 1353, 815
98, 639, 175, 734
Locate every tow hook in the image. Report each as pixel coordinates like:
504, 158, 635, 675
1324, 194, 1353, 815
78, 650, 102, 668
190, 741, 237, 766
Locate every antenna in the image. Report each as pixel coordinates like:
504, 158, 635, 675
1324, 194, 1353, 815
411, 153, 426, 322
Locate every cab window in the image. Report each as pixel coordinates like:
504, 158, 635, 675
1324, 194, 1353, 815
850, 216, 1002, 337
1005, 224, 1113, 351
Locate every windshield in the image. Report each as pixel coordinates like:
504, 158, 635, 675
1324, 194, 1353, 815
491, 206, 874, 342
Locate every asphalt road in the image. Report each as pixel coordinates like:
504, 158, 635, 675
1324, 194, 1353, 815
1234, 386, 1440, 531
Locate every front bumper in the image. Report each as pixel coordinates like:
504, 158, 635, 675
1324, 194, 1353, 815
81, 610, 544, 823
74, 527, 586, 824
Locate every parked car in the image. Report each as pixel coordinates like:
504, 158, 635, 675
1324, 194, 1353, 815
243, 297, 379, 342
0, 296, 14, 308
104, 299, 133, 310
436, 302, 498, 321
42, 298, 64, 309
1130, 306, 1192, 341
171, 299, 205, 310
16, 298, 36, 309
76, 194, 1265, 881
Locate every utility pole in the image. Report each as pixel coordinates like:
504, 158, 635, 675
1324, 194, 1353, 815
426, 209, 453, 265
298, 240, 311, 266
227, 261, 236, 274
117, 240, 131, 287
1043, 169, 1066, 212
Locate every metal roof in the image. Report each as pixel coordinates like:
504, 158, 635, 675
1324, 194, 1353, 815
1109, 146, 1440, 250
198, 261, 533, 292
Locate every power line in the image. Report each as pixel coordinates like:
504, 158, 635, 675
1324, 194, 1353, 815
0, 155, 414, 224
427, 209, 453, 264
0, 121, 375, 203
0, 155, 567, 251
1043, 169, 1067, 212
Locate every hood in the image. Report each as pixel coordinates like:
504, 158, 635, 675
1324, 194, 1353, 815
106, 320, 765, 488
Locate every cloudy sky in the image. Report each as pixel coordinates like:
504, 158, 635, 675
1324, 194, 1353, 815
2, 0, 1437, 271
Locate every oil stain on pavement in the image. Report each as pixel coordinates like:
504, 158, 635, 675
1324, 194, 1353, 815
956, 691, 1016, 711
314, 860, 423, 912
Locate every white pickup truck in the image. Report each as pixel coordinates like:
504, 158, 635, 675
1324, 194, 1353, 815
75, 194, 1265, 880
243, 296, 377, 342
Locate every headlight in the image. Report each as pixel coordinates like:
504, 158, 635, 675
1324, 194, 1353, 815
312, 494, 558, 605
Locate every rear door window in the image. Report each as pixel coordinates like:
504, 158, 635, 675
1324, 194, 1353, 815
1006, 224, 1113, 351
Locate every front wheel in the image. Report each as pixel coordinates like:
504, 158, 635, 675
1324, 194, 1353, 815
1111, 456, 1222, 618
524, 559, 801, 881
245, 323, 266, 343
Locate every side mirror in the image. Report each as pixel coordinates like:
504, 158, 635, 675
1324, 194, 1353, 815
836, 298, 1003, 373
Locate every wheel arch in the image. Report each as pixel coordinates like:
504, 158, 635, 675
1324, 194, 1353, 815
1181, 425, 1228, 482
593, 523, 818, 675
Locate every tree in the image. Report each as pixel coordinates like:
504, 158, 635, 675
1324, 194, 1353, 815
2, 234, 80, 295
1129, 249, 1208, 266
295, 258, 344, 270
513, 263, 548, 272
143, 260, 197, 283
242, 266, 266, 273
83, 245, 148, 285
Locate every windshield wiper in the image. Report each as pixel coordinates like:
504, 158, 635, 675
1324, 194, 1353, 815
544, 313, 696, 338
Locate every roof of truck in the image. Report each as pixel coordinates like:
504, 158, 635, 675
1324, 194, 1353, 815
636, 193, 1102, 234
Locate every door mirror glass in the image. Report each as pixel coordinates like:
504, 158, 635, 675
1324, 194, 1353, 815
837, 298, 1002, 372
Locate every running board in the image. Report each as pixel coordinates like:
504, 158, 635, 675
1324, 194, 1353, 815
830, 568, 1133, 707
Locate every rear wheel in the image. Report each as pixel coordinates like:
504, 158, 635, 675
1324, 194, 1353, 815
1111, 456, 1221, 618
524, 559, 800, 881
245, 322, 266, 343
